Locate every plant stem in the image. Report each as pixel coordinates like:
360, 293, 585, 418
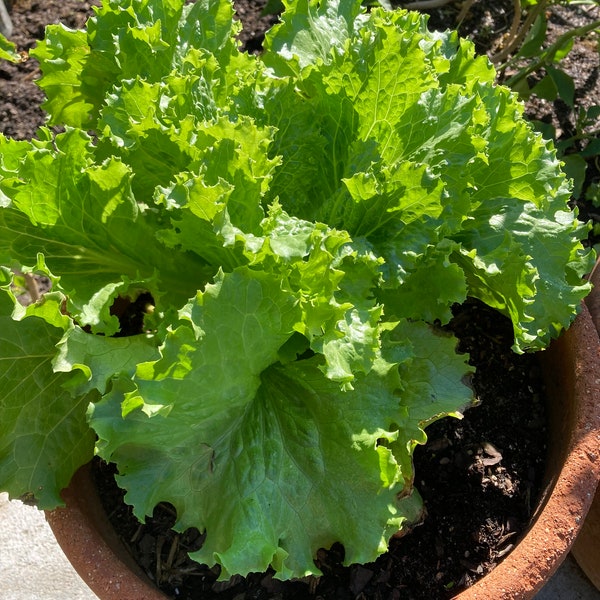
491, 0, 548, 64
558, 127, 600, 148
24, 272, 40, 302
505, 17, 600, 87
456, 0, 477, 25
400, 0, 455, 9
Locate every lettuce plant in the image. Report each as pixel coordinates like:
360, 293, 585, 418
0, 0, 593, 581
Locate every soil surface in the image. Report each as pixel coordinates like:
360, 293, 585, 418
1, 0, 597, 598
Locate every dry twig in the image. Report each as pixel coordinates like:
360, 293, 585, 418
400, 0, 455, 9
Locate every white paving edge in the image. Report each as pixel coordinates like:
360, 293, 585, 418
0, 492, 98, 600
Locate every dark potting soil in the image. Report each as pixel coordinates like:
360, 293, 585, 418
92, 298, 547, 600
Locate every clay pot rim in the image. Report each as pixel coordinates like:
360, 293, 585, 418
46, 306, 600, 600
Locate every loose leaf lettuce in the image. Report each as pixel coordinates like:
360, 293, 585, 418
0, 271, 96, 508
0, 0, 593, 580
91, 270, 468, 578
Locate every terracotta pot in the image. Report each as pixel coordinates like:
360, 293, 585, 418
46, 462, 168, 600
570, 267, 600, 591
46, 306, 600, 600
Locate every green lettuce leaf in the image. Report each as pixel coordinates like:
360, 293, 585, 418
0, 127, 212, 331
90, 267, 472, 578
260, 2, 593, 342
32, 0, 245, 129
0, 34, 21, 63
0, 278, 95, 508
262, 0, 365, 74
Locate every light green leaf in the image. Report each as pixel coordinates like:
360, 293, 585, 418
31, 26, 95, 128
378, 240, 467, 324
53, 326, 160, 395
0, 128, 212, 321
32, 0, 242, 129
391, 320, 473, 427
453, 197, 593, 350
263, 0, 365, 74
0, 34, 22, 63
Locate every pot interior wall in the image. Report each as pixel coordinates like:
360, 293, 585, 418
535, 321, 580, 516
